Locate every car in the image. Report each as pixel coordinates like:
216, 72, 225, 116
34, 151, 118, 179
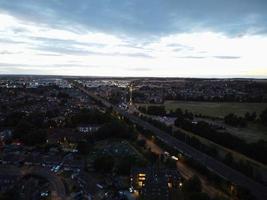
96, 184, 103, 189
171, 155, 179, 161
40, 191, 49, 197
54, 165, 60, 172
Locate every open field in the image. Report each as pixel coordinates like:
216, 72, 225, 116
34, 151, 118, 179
138, 101, 267, 118
164, 101, 267, 118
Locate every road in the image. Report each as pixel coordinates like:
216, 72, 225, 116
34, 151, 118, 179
23, 167, 66, 200
76, 84, 267, 200
75, 170, 99, 199
0, 165, 66, 200
138, 134, 228, 198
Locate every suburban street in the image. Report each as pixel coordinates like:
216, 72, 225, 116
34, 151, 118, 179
0, 165, 66, 200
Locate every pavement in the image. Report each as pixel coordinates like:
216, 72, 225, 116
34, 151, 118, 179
76, 84, 267, 200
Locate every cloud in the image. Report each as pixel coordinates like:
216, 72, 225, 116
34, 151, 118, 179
33, 46, 153, 58
0, 62, 102, 69
35, 53, 62, 57
0, 0, 267, 37
123, 53, 153, 58
33, 46, 90, 56
0, 1, 267, 77
213, 56, 241, 59
30, 36, 106, 48
129, 67, 151, 71
0, 38, 25, 44
178, 56, 206, 59
0, 50, 19, 55
0, 62, 28, 67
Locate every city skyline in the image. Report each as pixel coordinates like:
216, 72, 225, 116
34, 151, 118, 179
0, 0, 267, 78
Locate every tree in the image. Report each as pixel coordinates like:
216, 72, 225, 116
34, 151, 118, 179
138, 106, 147, 114
116, 156, 135, 175
182, 176, 202, 194
57, 92, 70, 99
77, 141, 91, 155
22, 129, 47, 146
244, 112, 256, 121
212, 196, 229, 200
184, 109, 194, 120
26, 112, 46, 128
146, 106, 166, 116
0, 188, 19, 200
260, 108, 267, 126
165, 157, 177, 169
182, 176, 210, 200
3, 112, 25, 127
137, 139, 146, 147
145, 149, 159, 163
14, 119, 34, 139
235, 186, 255, 200
224, 113, 247, 127
175, 108, 183, 117
175, 114, 265, 164
96, 120, 133, 140
187, 192, 210, 200
93, 155, 114, 173
223, 153, 233, 166
67, 109, 111, 127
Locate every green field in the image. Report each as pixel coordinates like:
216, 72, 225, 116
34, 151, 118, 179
162, 101, 267, 118
137, 101, 267, 142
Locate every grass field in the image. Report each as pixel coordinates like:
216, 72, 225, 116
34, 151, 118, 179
140, 101, 267, 118
137, 101, 267, 142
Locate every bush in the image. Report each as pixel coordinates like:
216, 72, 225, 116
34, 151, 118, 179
260, 108, 267, 126
224, 113, 247, 127
96, 120, 134, 140
182, 175, 202, 194
93, 155, 114, 173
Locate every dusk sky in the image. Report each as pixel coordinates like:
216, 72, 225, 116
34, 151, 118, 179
0, 0, 267, 77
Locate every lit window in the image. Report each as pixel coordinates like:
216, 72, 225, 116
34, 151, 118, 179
138, 173, 146, 177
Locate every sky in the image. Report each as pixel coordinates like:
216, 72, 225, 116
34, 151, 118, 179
0, 0, 267, 78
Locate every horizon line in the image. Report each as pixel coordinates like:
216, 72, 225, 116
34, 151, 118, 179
1, 73, 267, 80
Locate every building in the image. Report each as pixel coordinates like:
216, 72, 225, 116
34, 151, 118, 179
0, 174, 19, 193
47, 129, 80, 152
77, 124, 100, 135
130, 167, 181, 200
0, 129, 12, 143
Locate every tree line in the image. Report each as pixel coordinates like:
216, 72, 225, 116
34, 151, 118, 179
174, 112, 267, 164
